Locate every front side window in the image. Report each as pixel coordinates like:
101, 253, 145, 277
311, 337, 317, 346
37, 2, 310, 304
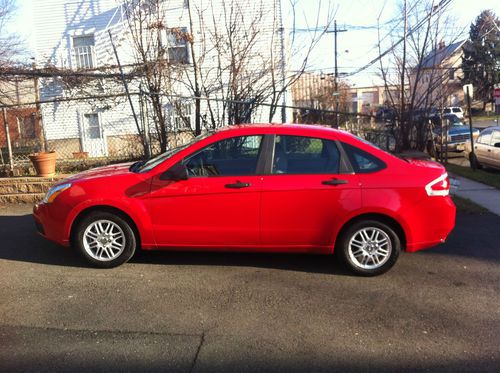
342, 142, 386, 174
73, 35, 95, 69
477, 130, 492, 145
183, 135, 263, 177
491, 131, 500, 146
272, 135, 340, 174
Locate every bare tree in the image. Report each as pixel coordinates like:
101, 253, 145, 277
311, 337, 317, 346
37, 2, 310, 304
0, 0, 21, 69
122, 0, 185, 152
0, 0, 25, 106
376, 0, 461, 152
179, 0, 335, 129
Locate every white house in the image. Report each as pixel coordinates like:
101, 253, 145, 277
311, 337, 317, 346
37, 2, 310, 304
33, 0, 288, 159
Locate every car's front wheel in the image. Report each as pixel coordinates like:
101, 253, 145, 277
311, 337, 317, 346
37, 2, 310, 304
337, 220, 401, 276
74, 211, 136, 268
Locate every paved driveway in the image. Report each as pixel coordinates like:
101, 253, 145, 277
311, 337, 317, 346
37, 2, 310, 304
0, 204, 499, 372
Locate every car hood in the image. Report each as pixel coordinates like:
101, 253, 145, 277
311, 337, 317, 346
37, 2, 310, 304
65, 162, 135, 182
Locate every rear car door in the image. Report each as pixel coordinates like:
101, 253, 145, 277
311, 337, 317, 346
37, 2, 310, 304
474, 129, 493, 165
145, 135, 264, 247
260, 134, 360, 250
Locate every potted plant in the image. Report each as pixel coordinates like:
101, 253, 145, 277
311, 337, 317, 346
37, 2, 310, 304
29, 151, 57, 177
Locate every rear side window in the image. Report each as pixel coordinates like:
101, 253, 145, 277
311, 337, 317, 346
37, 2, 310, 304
341, 142, 386, 174
272, 135, 340, 174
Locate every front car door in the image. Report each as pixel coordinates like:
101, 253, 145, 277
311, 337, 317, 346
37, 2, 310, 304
260, 134, 361, 251
490, 130, 500, 168
145, 134, 264, 248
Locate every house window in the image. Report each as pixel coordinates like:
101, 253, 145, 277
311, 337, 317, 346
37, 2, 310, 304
449, 69, 455, 80
166, 28, 189, 64
73, 35, 95, 69
168, 102, 193, 130
84, 113, 101, 139
17, 116, 36, 139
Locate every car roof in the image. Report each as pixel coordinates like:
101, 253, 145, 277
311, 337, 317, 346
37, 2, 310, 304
215, 123, 350, 138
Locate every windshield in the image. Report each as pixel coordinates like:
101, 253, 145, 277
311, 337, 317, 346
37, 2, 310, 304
136, 132, 213, 173
445, 115, 463, 126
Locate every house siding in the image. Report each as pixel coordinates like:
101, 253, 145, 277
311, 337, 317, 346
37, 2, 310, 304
34, 0, 285, 158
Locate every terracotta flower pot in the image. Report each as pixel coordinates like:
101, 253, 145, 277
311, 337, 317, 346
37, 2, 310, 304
29, 151, 57, 177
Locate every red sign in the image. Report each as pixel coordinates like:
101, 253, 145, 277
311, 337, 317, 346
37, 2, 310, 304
494, 88, 500, 98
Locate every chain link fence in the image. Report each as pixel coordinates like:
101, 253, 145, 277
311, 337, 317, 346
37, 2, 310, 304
1, 91, 398, 176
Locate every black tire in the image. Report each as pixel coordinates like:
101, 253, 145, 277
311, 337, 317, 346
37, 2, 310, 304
469, 153, 482, 170
337, 220, 401, 276
74, 211, 136, 268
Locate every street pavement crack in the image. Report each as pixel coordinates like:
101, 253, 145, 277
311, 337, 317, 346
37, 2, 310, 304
189, 331, 205, 373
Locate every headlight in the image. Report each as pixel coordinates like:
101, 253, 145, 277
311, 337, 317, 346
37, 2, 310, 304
42, 183, 72, 204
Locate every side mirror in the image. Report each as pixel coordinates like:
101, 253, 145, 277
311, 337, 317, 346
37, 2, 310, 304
160, 163, 188, 181
494, 142, 500, 148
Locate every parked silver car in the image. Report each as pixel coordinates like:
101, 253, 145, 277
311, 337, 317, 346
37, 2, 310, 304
465, 126, 500, 170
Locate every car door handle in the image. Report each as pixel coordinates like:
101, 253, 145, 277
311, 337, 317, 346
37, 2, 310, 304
225, 181, 251, 189
322, 178, 348, 186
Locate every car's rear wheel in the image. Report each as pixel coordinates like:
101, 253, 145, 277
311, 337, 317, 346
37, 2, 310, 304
338, 220, 400, 276
75, 211, 136, 268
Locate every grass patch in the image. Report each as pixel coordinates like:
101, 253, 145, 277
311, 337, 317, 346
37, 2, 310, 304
446, 163, 500, 190
451, 195, 489, 214
472, 115, 499, 122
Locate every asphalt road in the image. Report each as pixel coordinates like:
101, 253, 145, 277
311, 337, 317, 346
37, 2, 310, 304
0, 204, 499, 372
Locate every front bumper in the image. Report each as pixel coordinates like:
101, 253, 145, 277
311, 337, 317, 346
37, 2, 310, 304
33, 203, 70, 247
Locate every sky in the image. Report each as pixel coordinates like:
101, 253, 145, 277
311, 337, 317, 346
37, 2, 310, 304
7, 0, 500, 87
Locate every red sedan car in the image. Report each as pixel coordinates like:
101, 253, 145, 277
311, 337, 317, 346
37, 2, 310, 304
33, 124, 455, 275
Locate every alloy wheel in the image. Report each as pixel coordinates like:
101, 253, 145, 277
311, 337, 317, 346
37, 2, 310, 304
82, 219, 126, 262
347, 227, 392, 270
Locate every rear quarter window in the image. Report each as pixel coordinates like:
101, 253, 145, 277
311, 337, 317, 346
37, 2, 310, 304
341, 142, 386, 174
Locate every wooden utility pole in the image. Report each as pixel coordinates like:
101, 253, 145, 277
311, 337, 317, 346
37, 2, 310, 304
328, 20, 347, 128
465, 85, 476, 170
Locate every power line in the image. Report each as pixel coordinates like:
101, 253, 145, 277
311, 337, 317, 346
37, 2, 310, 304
344, 0, 454, 78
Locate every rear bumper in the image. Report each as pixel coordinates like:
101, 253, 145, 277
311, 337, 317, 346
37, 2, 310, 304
33, 203, 70, 247
405, 196, 456, 252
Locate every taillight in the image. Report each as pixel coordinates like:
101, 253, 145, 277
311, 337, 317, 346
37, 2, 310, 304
425, 173, 450, 197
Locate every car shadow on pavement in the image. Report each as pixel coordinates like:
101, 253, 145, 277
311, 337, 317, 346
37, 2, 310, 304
1, 212, 498, 272
130, 249, 350, 275
0, 214, 89, 268
424, 212, 500, 263
0, 214, 351, 275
